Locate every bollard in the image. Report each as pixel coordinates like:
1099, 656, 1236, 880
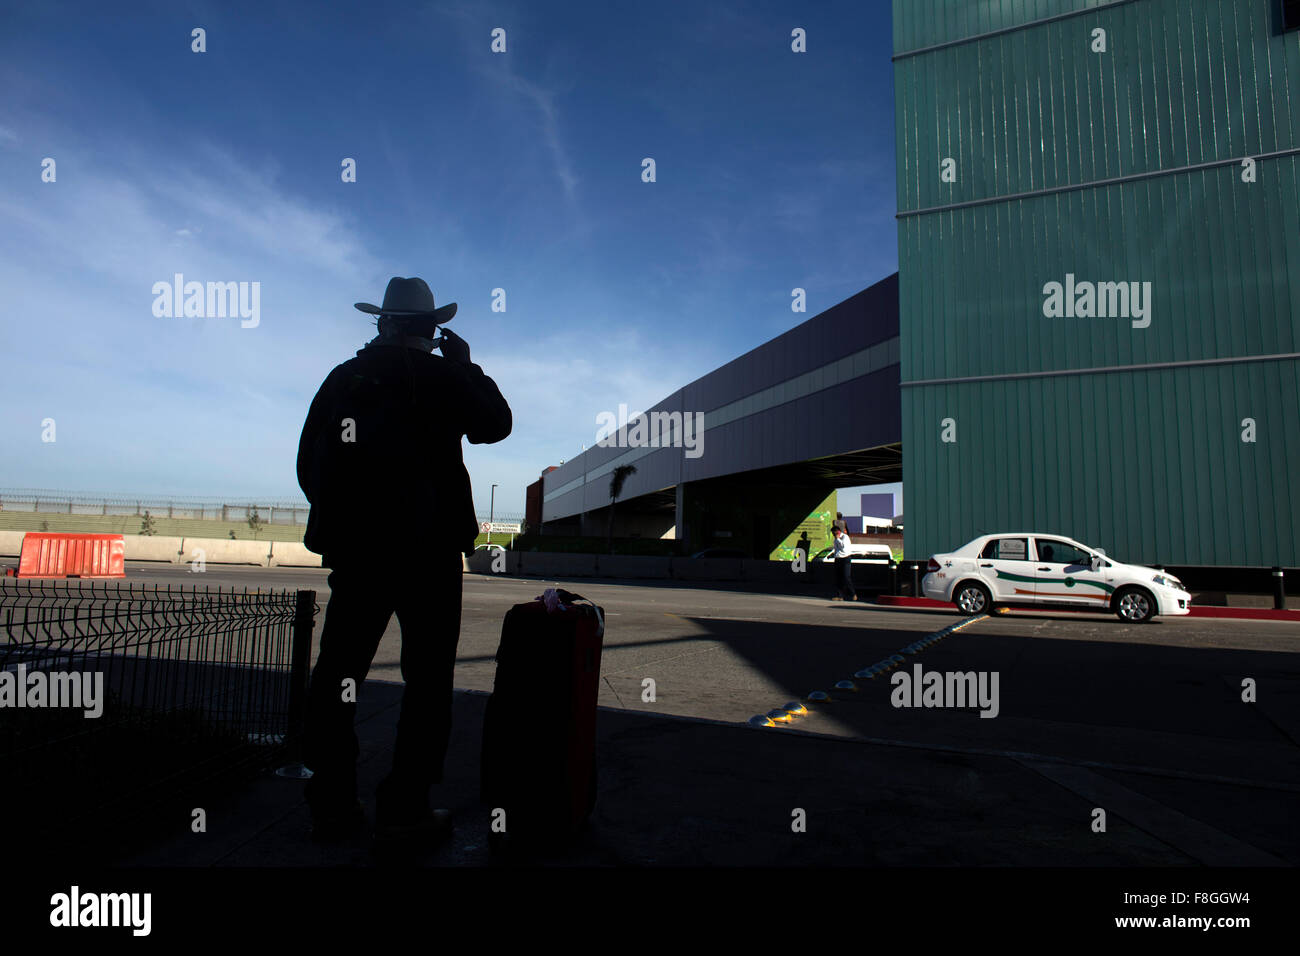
1273, 567, 1286, 611
911, 562, 920, 597
889, 561, 898, 595
278, 588, 317, 778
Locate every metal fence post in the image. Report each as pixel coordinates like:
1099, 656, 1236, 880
277, 588, 316, 778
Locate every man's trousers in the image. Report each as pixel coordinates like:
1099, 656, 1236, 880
835, 556, 857, 600
302, 551, 463, 821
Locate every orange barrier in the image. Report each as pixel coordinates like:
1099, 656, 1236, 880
16, 533, 126, 578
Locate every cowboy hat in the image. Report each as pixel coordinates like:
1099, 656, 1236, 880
354, 277, 457, 323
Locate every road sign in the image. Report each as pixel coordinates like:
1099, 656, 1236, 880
482, 521, 521, 534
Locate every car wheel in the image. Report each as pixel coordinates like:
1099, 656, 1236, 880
953, 581, 993, 615
1113, 586, 1155, 623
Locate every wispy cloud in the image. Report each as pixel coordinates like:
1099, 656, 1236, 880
502, 72, 578, 202
430, 0, 581, 209
0, 131, 391, 496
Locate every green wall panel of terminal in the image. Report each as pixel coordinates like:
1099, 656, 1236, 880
893, 0, 1300, 566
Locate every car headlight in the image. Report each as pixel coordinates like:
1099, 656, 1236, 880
1152, 574, 1182, 589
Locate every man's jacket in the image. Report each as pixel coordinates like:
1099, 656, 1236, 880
296, 340, 512, 563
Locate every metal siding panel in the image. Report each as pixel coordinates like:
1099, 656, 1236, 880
1227, 364, 1251, 563
901, 384, 915, 557
899, 1, 1300, 214
1277, 361, 1300, 566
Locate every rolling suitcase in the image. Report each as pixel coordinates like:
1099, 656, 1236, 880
481, 587, 605, 850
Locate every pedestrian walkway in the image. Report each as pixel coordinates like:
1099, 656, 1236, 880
119, 681, 1234, 867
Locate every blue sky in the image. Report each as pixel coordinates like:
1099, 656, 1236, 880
0, 0, 899, 515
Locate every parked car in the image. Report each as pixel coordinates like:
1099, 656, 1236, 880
922, 533, 1191, 622
811, 542, 894, 564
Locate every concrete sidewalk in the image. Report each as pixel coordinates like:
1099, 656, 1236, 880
118, 681, 1290, 868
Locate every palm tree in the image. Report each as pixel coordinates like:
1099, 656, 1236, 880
606, 465, 637, 554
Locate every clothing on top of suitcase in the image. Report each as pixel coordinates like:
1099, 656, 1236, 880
481, 588, 605, 844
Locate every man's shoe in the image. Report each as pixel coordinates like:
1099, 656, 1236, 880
831, 596, 843, 601
310, 799, 366, 844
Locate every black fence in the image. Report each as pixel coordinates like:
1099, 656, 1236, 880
0, 580, 316, 857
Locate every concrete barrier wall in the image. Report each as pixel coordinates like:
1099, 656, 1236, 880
740, 559, 800, 585
123, 535, 186, 563
514, 552, 600, 578
593, 555, 672, 579
0, 530, 870, 588
178, 537, 272, 566
672, 558, 743, 581
0, 530, 26, 556
475, 552, 674, 580
479, 551, 848, 594
500, 553, 745, 582
465, 548, 500, 573
0, 531, 846, 589
269, 542, 323, 568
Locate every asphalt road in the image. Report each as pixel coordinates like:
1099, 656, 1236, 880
72, 561, 1300, 866
114, 561, 1300, 767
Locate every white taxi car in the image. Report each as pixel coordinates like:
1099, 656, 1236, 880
922, 533, 1192, 622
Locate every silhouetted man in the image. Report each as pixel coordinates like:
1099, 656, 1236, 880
296, 277, 511, 845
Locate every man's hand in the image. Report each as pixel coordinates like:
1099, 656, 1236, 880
438, 328, 471, 365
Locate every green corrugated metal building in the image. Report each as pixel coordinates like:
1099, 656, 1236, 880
894, 0, 1300, 568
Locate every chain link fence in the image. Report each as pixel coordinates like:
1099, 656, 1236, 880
0, 488, 312, 526
0, 488, 525, 532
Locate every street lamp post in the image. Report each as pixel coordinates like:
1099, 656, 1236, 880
488, 484, 498, 545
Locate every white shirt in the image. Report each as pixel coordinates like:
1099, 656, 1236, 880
832, 534, 850, 558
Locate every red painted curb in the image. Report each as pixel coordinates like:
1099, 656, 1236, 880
875, 596, 948, 608
873, 595, 1300, 621
1185, 606, 1300, 621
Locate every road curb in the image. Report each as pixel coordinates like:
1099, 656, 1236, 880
875, 594, 1300, 621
